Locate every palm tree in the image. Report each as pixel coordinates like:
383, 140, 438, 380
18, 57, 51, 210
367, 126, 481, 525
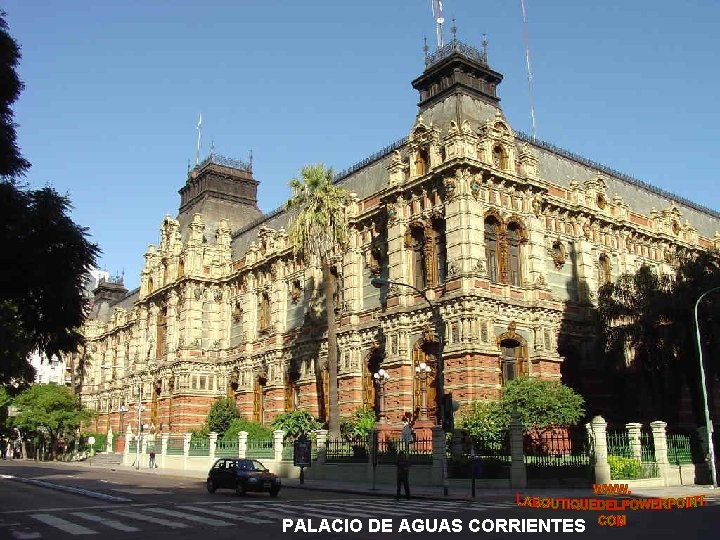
285, 164, 352, 435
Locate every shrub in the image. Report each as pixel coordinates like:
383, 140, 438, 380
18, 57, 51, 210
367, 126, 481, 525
340, 407, 376, 441
223, 418, 273, 441
459, 400, 509, 448
608, 455, 642, 479
205, 397, 241, 437
272, 410, 322, 440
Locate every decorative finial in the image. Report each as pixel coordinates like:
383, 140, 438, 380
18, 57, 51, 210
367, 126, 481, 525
187, 159, 191, 173
481, 34, 488, 63
451, 18, 457, 43
423, 36, 429, 60
210, 139, 215, 156
249, 149, 253, 169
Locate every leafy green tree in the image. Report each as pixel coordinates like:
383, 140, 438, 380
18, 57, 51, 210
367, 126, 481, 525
597, 264, 676, 418
501, 377, 584, 433
0, 13, 99, 386
458, 400, 508, 448
460, 378, 584, 441
340, 407, 377, 441
286, 164, 352, 435
204, 397, 241, 437
224, 418, 273, 441
0, 11, 30, 179
11, 384, 93, 459
272, 410, 322, 440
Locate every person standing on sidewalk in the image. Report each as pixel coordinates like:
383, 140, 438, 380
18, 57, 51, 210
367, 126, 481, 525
149, 450, 157, 468
396, 451, 410, 499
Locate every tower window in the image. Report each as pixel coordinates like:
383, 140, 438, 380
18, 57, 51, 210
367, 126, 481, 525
484, 217, 500, 283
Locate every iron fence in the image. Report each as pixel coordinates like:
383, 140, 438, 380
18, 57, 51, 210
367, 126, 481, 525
189, 438, 209, 457
606, 430, 658, 479
166, 436, 184, 455
246, 439, 274, 459
449, 432, 511, 479
376, 437, 433, 465
215, 439, 239, 458
524, 428, 593, 483
326, 437, 369, 463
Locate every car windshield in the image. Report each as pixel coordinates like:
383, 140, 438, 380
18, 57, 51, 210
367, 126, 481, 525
249, 460, 267, 471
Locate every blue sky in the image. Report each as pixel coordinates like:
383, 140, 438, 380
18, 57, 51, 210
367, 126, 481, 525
6, 1, 720, 289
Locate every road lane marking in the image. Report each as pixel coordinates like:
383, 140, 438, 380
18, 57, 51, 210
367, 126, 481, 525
177, 505, 273, 524
142, 507, 233, 526
30, 513, 97, 535
71, 512, 140, 532
108, 509, 188, 529
11, 532, 41, 539
261, 503, 338, 519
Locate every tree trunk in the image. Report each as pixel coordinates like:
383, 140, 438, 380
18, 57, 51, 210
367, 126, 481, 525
322, 262, 339, 436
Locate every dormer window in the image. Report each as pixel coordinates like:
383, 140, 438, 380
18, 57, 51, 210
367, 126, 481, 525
492, 145, 508, 170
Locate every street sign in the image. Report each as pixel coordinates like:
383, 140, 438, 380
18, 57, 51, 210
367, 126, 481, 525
88, 436, 96, 445
293, 437, 311, 468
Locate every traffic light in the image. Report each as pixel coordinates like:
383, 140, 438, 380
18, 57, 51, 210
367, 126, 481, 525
442, 393, 459, 432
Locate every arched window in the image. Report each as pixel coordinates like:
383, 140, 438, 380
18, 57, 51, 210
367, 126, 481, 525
253, 375, 266, 423
431, 219, 447, 284
363, 347, 382, 415
147, 278, 154, 294
177, 258, 185, 278
156, 307, 167, 359
484, 217, 501, 283
492, 145, 508, 170
598, 254, 611, 286
507, 222, 522, 286
258, 291, 271, 333
500, 338, 526, 384
412, 339, 438, 422
409, 226, 427, 290
414, 148, 429, 176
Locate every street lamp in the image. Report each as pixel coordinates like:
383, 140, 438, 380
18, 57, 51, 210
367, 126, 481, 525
370, 276, 449, 496
373, 369, 390, 424
694, 286, 720, 488
415, 362, 432, 421
370, 277, 446, 427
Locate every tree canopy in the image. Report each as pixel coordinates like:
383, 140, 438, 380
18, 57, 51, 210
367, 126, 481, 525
596, 254, 720, 423
10, 384, 93, 458
0, 13, 99, 385
285, 164, 352, 435
204, 397, 241, 437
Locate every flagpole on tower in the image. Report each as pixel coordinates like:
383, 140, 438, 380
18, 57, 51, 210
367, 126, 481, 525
432, 0, 444, 49
196, 113, 202, 165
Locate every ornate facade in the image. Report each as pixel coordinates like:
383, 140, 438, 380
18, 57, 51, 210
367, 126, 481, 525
75, 40, 720, 435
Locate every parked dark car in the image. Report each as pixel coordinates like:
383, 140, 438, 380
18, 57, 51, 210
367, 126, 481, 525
206, 458, 281, 496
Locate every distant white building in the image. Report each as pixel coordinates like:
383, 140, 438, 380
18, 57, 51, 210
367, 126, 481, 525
29, 350, 66, 385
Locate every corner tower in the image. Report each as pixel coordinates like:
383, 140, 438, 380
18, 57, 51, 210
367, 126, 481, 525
177, 153, 262, 240
411, 37, 504, 127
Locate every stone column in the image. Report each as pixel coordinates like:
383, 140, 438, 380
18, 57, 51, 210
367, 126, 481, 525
510, 413, 527, 489
431, 426, 445, 487
273, 430, 285, 463
650, 421, 670, 486
123, 425, 132, 465
238, 431, 248, 459
626, 422, 642, 461
106, 428, 114, 453
591, 415, 611, 484
209, 432, 218, 460
315, 429, 328, 464
160, 433, 169, 469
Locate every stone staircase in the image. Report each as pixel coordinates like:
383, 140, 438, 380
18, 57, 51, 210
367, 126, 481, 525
87, 452, 123, 467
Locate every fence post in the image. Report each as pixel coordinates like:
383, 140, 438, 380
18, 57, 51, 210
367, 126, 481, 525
161, 432, 169, 468
591, 415, 611, 484
209, 432, 218, 460
273, 430, 285, 463
183, 432, 192, 470
106, 428, 114, 453
315, 429, 328, 464
650, 421, 670, 486
510, 412, 527, 489
626, 422, 642, 462
238, 431, 248, 459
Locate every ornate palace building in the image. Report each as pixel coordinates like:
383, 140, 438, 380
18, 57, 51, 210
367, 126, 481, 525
75, 39, 720, 435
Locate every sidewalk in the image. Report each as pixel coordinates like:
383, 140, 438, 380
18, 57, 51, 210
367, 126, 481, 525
7, 459, 719, 502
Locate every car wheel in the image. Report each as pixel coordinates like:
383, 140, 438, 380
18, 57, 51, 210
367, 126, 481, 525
269, 487, 280, 497
206, 479, 216, 493
235, 481, 246, 496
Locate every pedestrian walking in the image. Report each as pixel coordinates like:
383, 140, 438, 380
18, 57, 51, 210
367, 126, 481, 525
396, 451, 410, 499
149, 450, 157, 468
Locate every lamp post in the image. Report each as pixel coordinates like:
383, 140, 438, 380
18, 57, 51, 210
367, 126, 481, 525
370, 277, 445, 426
694, 286, 720, 488
373, 369, 390, 424
370, 276, 449, 496
415, 362, 432, 421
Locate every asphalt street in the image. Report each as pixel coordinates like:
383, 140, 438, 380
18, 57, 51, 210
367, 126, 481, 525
0, 461, 717, 539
